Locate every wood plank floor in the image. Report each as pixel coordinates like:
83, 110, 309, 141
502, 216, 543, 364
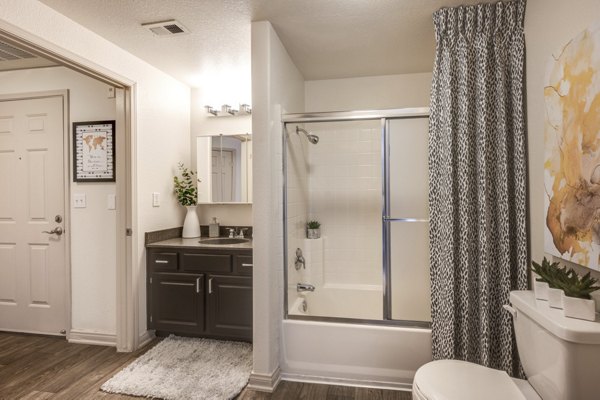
0, 332, 412, 400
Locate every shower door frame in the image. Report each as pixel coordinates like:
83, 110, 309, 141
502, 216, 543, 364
282, 108, 431, 328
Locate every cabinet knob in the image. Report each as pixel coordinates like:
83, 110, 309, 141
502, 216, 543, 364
208, 278, 213, 294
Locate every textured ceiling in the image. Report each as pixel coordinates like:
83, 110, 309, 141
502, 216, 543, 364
40, 0, 496, 86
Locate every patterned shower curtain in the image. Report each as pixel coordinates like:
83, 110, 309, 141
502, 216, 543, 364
428, 0, 528, 377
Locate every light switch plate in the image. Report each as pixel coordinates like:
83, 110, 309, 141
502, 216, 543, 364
152, 192, 160, 207
73, 193, 86, 208
107, 194, 116, 210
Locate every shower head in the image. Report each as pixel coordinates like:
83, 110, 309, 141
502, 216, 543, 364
296, 126, 319, 144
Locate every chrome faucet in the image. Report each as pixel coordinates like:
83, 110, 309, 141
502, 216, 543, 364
297, 283, 315, 292
236, 228, 248, 238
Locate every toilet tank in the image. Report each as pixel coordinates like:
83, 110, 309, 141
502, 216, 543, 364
510, 290, 600, 400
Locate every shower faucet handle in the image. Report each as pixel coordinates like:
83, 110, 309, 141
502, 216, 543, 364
295, 248, 306, 270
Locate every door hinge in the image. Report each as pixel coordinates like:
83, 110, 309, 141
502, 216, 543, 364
126, 228, 133, 236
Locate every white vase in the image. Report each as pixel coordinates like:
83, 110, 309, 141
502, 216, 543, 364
548, 288, 563, 309
534, 280, 549, 301
182, 205, 200, 238
561, 292, 597, 321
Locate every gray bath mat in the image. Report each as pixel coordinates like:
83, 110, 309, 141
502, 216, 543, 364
101, 335, 253, 400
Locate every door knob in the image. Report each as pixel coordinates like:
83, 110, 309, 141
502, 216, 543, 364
42, 227, 63, 236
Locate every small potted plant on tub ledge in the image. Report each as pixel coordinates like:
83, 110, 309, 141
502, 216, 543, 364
306, 220, 321, 239
560, 270, 600, 321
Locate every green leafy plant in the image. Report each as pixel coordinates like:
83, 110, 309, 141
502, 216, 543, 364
559, 270, 600, 300
532, 257, 600, 299
173, 162, 199, 206
531, 257, 566, 288
306, 220, 321, 229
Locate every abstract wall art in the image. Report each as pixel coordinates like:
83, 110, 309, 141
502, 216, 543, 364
545, 22, 600, 270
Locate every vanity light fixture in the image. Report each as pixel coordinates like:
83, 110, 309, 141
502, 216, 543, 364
222, 104, 238, 115
205, 104, 252, 117
205, 105, 218, 116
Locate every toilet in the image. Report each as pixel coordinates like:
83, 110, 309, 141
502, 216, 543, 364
412, 290, 600, 400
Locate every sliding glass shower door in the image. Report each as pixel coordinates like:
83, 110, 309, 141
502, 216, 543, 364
386, 118, 431, 322
283, 109, 431, 326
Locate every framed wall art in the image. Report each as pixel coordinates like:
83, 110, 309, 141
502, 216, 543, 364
544, 22, 600, 271
73, 120, 115, 182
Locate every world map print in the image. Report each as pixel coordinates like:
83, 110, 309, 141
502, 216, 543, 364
544, 22, 600, 270
74, 121, 115, 182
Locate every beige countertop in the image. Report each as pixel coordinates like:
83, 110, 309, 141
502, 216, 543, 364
146, 237, 253, 250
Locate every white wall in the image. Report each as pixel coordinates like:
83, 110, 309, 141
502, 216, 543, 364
251, 20, 305, 386
0, 66, 117, 335
305, 73, 432, 112
526, 0, 600, 281
0, 0, 191, 342
190, 88, 252, 226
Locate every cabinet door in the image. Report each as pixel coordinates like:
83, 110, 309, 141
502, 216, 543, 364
151, 273, 204, 334
207, 275, 252, 341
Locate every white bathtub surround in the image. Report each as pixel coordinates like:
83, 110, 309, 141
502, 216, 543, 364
300, 238, 324, 287
561, 292, 597, 321
533, 280, 549, 301
547, 288, 563, 309
182, 205, 201, 238
289, 284, 382, 320
282, 320, 431, 389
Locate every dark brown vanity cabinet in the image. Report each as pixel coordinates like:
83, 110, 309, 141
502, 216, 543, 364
147, 246, 252, 342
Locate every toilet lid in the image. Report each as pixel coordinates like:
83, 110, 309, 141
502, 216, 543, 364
413, 360, 527, 400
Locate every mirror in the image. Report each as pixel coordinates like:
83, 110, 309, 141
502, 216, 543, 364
196, 133, 252, 203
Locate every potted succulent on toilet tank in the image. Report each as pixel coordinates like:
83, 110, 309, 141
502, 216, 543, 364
531, 258, 556, 301
560, 270, 600, 321
306, 220, 321, 239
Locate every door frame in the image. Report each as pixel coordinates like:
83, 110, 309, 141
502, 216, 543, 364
0, 90, 70, 336
0, 27, 137, 351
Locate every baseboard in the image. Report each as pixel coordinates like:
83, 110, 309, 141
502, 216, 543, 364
280, 372, 413, 392
68, 329, 117, 347
247, 367, 282, 392
138, 330, 155, 348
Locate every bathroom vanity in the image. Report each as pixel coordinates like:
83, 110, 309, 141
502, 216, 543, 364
146, 236, 252, 342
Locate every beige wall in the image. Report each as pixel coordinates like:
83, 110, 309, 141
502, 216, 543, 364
526, 0, 600, 281
251, 20, 305, 383
305, 73, 432, 112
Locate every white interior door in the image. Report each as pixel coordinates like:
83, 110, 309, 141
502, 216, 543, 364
211, 149, 234, 202
0, 94, 67, 335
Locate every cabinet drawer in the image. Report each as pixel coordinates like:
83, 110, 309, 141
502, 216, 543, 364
149, 251, 178, 271
234, 255, 253, 276
181, 253, 232, 273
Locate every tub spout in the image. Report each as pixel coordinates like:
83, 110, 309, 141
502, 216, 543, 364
297, 283, 315, 292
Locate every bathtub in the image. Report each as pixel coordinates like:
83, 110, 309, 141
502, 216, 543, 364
281, 319, 432, 389
284, 283, 431, 389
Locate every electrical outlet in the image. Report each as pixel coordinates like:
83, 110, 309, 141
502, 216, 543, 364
73, 193, 86, 208
108, 87, 115, 98
152, 192, 160, 207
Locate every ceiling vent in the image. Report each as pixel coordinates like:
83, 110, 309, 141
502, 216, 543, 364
142, 20, 189, 37
0, 40, 36, 61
